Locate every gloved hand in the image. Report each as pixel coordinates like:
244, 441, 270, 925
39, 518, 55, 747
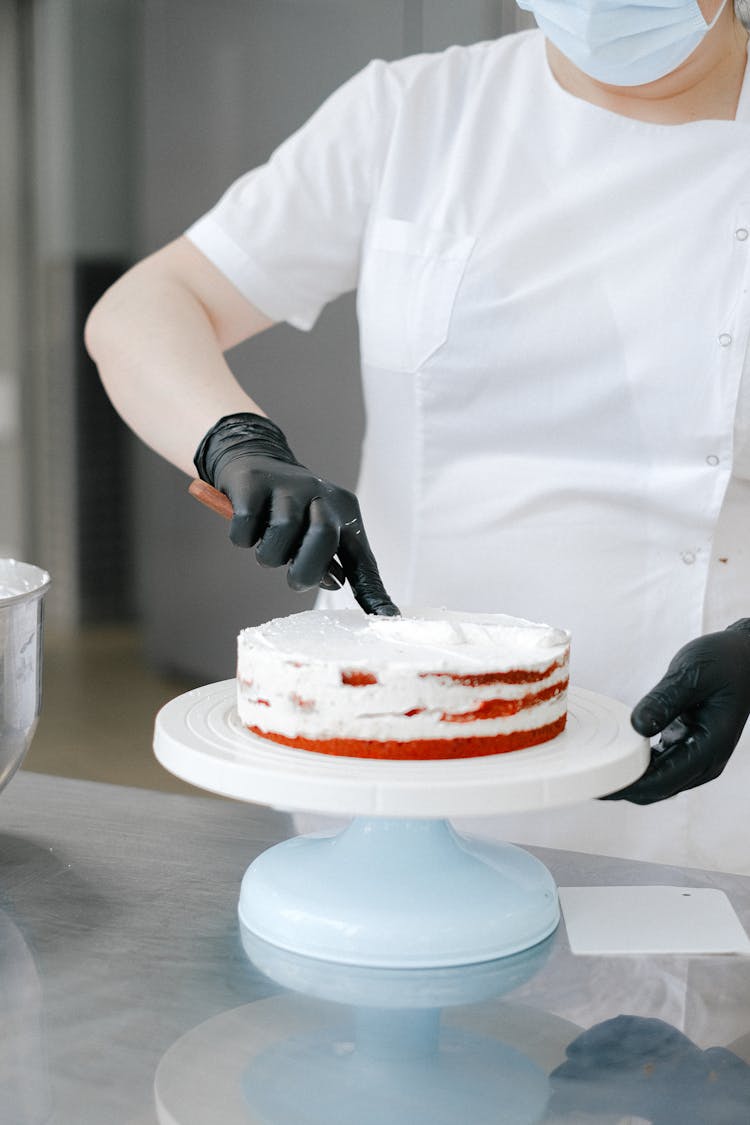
194, 412, 399, 616
604, 620, 750, 804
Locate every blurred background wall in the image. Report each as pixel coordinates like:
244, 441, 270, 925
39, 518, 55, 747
5, 0, 533, 687
0, 3, 24, 562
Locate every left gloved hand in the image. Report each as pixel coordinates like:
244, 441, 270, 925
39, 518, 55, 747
604, 620, 750, 804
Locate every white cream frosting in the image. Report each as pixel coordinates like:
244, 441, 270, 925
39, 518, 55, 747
237, 608, 570, 745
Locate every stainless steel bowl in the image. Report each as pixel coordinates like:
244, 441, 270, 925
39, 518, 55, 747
0, 559, 51, 794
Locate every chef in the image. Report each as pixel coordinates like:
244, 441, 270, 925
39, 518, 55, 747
86, 0, 750, 873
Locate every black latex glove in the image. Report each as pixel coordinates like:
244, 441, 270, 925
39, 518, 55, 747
547, 1015, 750, 1125
604, 620, 750, 805
194, 413, 399, 616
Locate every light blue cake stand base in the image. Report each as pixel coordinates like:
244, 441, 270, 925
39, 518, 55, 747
154, 681, 648, 968
239, 817, 559, 967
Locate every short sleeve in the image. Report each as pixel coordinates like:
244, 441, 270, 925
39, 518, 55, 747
185, 59, 400, 331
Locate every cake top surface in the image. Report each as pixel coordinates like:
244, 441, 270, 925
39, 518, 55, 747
238, 608, 569, 672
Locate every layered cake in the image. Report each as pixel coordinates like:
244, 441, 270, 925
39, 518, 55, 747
237, 608, 570, 760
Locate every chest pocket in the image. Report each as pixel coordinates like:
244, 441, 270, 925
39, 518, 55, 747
357, 218, 475, 374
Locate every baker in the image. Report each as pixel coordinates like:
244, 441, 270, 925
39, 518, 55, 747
86, 0, 750, 873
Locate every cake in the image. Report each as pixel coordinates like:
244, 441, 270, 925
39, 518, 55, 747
236, 608, 570, 760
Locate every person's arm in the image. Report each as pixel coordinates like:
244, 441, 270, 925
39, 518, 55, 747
85, 235, 274, 475
85, 235, 398, 614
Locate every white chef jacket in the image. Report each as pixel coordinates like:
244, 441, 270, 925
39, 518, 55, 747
186, 29, 750, 874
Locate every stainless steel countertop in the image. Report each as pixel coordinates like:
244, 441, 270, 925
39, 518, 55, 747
2, 771, 749, 1124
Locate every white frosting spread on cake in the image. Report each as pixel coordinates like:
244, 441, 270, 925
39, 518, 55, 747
237, 608, 570, 745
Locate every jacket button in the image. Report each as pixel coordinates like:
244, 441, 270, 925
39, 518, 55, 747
736, 228, 749, 241
706, 454, 719, 466
681, 551, 696, 565
718, 333, 733, 347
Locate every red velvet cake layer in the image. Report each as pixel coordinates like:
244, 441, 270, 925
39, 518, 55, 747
246, 713, 567, 760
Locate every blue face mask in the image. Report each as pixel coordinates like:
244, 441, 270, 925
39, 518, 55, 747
516, 0, 729, 86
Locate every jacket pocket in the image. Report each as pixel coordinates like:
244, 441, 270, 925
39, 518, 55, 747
357, 217, 475, 373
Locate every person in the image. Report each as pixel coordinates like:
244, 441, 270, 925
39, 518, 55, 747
86, 0, 750, 873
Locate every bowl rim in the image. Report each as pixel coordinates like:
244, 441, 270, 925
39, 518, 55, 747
0, 558, 52, 607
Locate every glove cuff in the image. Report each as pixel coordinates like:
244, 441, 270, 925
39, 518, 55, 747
193, 412, 299, 485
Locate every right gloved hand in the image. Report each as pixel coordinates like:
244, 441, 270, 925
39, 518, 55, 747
194, 412, 399, 616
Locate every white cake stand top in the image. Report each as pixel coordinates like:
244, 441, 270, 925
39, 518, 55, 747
154, 681, 648, 818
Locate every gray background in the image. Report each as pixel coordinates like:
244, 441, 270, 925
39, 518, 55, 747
4, 0, 533, 678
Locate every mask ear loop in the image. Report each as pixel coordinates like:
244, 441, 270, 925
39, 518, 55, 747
704, 0, 730, 31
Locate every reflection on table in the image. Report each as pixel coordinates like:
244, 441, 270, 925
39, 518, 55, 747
0, 908, 52, 1124
1, 773, 750, 1124
155, 932, 577, 1125
548, 1014, 750, 1124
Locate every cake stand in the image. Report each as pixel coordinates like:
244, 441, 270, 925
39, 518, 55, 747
154, 682, 648, 967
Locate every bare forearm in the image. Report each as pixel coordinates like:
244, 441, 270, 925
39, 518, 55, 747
85, 243, 272, 476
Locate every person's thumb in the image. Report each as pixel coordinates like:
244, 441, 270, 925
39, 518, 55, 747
630, 666, 694, 738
